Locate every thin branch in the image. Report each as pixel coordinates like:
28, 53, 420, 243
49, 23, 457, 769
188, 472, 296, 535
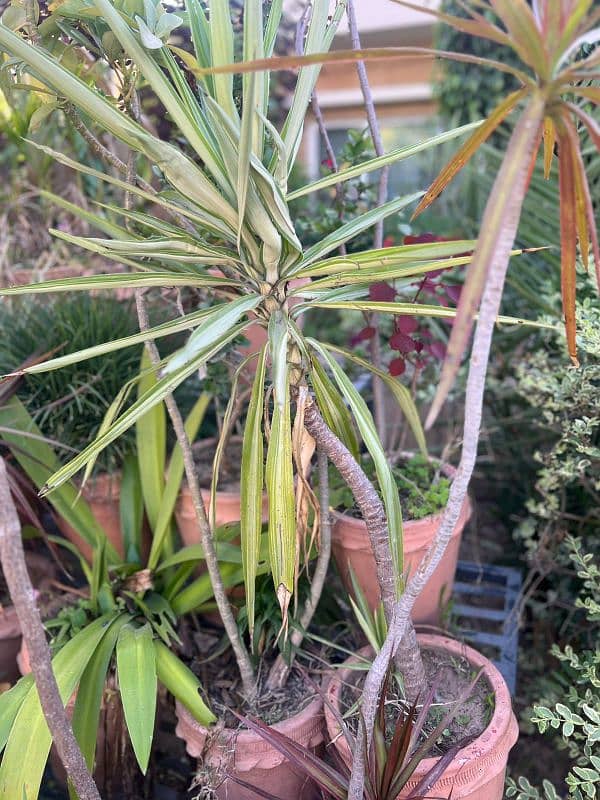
346, 0, 388, 442
0, 458, 101, 800
309, 92, 348, 257
134, 292, 257, 700
302, 396, 425, 702
347, 95, 546, 800
266, 444, 332, 689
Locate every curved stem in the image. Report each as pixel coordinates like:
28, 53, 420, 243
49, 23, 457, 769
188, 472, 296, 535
0, 458, 101, 800
302, 397, 425, 701
134, 293, 257, 700
347, 95, 546, 800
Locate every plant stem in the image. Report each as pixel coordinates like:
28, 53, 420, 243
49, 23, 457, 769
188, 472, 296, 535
302, 397, 425, 702
134, 293, 257, 700
266, 445, 332, 689
346, 0, 389, 444
0, 458, 101, 800
347, 95, 546, 800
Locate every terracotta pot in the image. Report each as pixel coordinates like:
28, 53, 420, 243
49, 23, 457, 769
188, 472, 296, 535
1, 553, 56, 683
331, 462, 472, 624
55, 472, 124, 563
175, 695, 325, 800
175, 437, 269, 547
325, 635, 518, 800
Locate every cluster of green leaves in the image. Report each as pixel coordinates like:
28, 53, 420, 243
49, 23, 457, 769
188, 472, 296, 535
0, 368, 274, 796
514, 284, 599, 592
328, 454, 450, 520
506, 537, 600, 800
0, 294, 142, 472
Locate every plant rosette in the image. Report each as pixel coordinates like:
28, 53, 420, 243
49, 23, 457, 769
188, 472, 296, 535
175, 692, 325, 800
325, 635, 518, 800
330, 455, 471, 624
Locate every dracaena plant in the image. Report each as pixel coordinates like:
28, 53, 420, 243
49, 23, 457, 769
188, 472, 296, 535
0, 0, 523, 705
227, 667, 482, 800
0, 362, 270, 799
395, 0, 600, 427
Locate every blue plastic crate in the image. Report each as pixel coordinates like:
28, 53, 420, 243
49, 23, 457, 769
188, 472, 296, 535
450, 561, 521, 693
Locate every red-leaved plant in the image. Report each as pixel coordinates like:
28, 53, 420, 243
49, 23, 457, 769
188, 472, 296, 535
227, 667, 482, 800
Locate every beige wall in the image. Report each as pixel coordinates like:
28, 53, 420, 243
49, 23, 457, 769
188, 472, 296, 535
298, 23, 439, 175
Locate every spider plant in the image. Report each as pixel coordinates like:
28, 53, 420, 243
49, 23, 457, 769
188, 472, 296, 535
0, 368, 270, 799
0, 0, 539, 711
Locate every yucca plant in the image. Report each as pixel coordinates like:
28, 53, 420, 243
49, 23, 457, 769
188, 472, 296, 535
0, 6, 550, 799
203, 4, 600, 797
0, 0, 519, 694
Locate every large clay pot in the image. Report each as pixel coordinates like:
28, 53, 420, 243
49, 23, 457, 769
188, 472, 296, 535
175, 437, 269, 547
331, 462, 471, 624
55, 472, 124, 563
0, 553, 56, 683
325, 635, 518, 800
175, 695, 324, 800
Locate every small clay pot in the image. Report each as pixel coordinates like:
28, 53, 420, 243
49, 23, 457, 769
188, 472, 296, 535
0, 552, 56, 683
55, 472, 124, 563
175, 437, 269, 547
175, 695, 325, 800
331, 460, 472, 624
325, 635, 518, 800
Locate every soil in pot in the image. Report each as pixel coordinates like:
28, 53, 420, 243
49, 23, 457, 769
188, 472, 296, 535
325, 635, 518, 800
176, 437, 269, 546
175, 642, 324, 800
329, 454, 472, 624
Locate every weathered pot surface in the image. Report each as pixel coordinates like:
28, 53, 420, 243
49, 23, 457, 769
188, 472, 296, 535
325, 634, 518, 800
331, 459, 472, 624
175, 693, 324, 800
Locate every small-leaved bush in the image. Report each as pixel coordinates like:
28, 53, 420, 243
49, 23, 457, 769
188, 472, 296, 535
506, 537, 600, 800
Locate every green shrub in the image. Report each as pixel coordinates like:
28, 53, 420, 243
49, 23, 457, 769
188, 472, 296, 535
0, 294, 142, 472
506, 538, 600, 800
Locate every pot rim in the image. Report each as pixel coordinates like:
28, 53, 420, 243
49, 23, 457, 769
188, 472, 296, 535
176, 691, 323, 747
325, 633, 517, 780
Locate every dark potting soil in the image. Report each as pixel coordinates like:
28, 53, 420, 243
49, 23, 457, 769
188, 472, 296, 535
340, 646, 493, 757
191, 645, 318, 729
192, 438, 244, 491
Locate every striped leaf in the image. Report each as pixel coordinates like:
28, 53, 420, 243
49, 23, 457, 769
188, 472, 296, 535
266, 316, 295, 621
287, 121, 482, 201
240, 346, 267, 643
41, 326, 249, 493
299, 193, 424, 269
163, 295, 260, 374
